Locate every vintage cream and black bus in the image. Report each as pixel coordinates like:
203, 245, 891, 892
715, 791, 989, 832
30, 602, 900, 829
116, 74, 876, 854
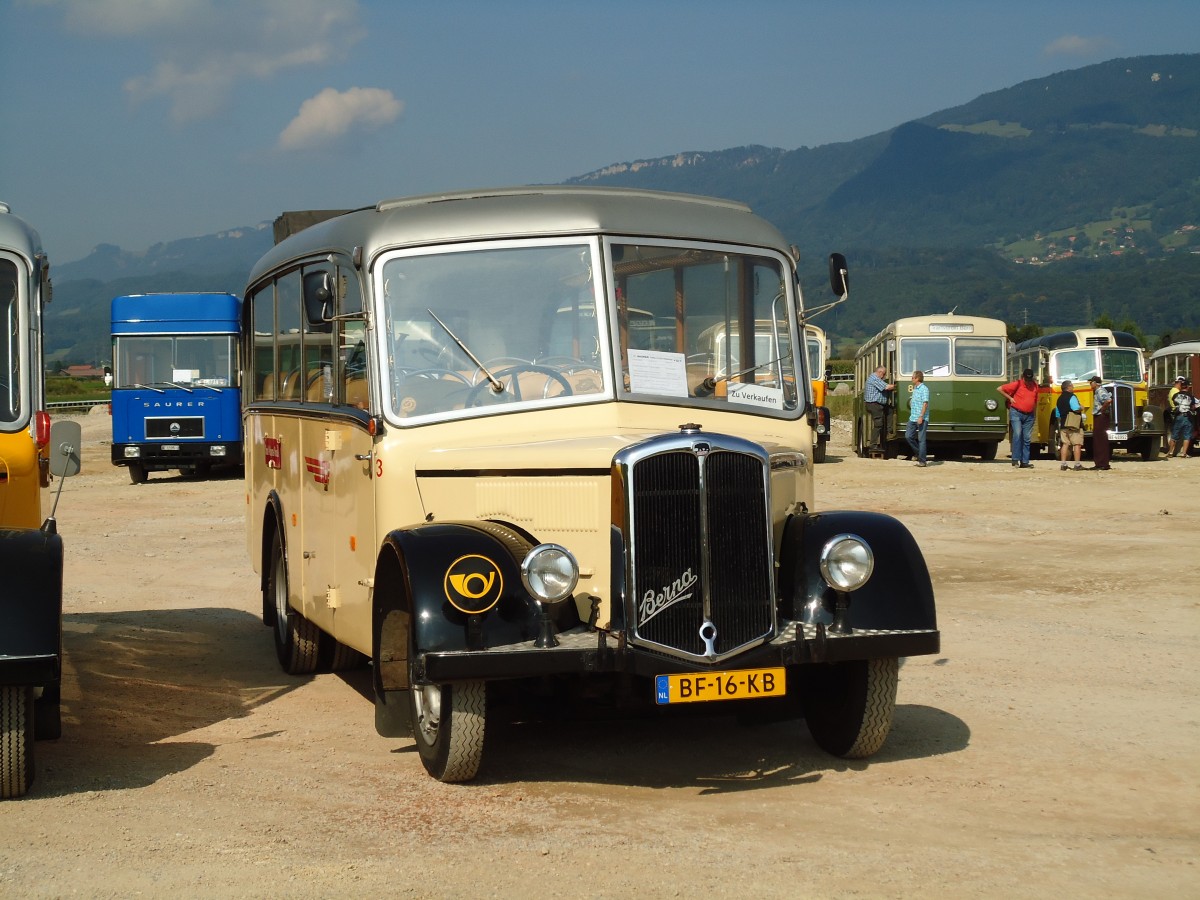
0, 204, 81, 798
1009, 328, 1164, 460
1148, 341, 1200, 455
242, 187, 938, 782
853, 315, 1008, 459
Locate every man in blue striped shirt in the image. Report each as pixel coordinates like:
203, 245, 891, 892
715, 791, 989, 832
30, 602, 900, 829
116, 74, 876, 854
906, 370, 930, 467
864, 365, 895, 452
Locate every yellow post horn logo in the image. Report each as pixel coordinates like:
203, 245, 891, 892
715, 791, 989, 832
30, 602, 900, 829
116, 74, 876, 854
444, 554, 504, 614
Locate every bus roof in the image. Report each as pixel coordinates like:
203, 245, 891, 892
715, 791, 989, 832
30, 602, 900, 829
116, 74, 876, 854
248, 186, 793, 289
1014, 329, 1143, 353
0, 203, 45, 265
855, 315, 1007, 359
1149, 341, 1200, 359
111, 292, 241, 335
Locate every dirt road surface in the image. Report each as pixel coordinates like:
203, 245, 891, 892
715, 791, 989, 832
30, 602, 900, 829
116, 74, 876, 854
1, 409, 1197, 898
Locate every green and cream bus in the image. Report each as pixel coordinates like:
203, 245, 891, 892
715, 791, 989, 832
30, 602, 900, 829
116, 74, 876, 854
853, 315, 1008, 460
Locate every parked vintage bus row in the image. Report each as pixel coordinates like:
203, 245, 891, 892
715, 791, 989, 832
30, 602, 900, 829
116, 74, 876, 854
848, 317, 1172, 462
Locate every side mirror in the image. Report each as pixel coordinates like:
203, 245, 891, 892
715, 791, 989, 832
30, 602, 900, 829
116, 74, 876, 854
828, 253, 849, 297
303, 270, 334, 332
49, 420, 81, 478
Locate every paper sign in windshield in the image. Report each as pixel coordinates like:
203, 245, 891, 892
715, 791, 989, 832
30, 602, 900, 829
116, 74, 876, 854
627, 349, 689, 397
728, 382, 784, 409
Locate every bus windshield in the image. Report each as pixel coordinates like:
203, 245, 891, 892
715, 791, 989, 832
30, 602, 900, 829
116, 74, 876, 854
0, 259, 20, 422
114, 335, 236, 388
380, 240, 607, 420
805, 335, 823, 380
1054, 347, 1143, 383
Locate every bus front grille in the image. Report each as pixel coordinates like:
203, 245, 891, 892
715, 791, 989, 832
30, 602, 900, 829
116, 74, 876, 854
618, 432, 776, 663
146, 417, 205, 439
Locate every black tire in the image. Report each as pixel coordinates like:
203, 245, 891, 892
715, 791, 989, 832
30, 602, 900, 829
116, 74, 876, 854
1138, 437, 1157, 461
128, 463, 148, 485
813, 439, 827, 463
267, 531, 321, 675
980, 442, 999, 461
324, 639, 368, 672
1, 685, 35, 799
408, 677, 486, 783
854, 421, 867, 458
801, 657, 898, 758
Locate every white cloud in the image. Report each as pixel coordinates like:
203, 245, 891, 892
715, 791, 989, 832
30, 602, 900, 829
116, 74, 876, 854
1042, 34, 1115, 58
28, 0, 365, 123
278, 87, 404, 151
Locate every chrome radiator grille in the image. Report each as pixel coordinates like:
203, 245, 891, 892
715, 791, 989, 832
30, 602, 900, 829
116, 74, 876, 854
620, 432, 775, 662
1110, 383, 1135, 433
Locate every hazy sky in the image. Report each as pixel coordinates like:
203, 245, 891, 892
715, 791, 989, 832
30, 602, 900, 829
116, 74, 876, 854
2, 0, 1198, 263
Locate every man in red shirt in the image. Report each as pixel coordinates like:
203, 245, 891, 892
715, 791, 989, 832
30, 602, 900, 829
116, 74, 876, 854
999, 368, 1040, 468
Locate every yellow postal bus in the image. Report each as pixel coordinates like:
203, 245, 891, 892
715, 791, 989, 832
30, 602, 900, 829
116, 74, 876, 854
243, 187, 939, 782
1009, 329, 1164, 461
0, 203, 81, 798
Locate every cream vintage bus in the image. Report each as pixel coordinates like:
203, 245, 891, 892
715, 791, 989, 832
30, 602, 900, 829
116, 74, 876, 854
242, 187, 938, 782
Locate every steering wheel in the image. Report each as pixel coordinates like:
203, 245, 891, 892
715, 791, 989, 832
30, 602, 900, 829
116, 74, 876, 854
468, 357, 533, 386
397, 368, 471, 385
465, 364, 574, 406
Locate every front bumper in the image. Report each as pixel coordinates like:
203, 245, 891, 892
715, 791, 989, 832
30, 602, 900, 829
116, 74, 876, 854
112, 442, 241, 469
417, 620, 940, 682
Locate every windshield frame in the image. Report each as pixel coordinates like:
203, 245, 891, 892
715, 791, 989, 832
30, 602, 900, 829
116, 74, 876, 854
0, 253, 29, 429
603, 236, 804, 420
374, 236, 615, 427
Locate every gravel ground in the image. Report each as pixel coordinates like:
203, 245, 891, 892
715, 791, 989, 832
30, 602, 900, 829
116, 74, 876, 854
0, 409, 1197, 898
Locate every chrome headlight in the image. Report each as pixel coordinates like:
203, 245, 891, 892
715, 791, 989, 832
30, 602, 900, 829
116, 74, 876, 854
124, 446, 140, 458
1142, 410, 1154, 424
210, 445, 227, 457
985, 399, 998, 411
521, 543, 579, 604
819, 534, 874, 592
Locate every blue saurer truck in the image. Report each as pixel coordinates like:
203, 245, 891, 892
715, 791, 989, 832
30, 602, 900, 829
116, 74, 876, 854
110, 292, 242, 483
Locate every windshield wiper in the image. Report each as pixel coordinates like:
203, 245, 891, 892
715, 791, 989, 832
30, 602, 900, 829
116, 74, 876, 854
426, 308, 505, 393
133, 382, 166, 394
699, 355, 789, 394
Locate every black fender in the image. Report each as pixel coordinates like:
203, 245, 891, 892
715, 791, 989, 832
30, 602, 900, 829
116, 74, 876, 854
372, 520, 581, 694
0, 528, 64, 685
778, 510, 936, 632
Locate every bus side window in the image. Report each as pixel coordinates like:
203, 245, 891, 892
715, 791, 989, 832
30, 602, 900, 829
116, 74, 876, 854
249, 284, 276, 401
337, 266, 369, 409
303, 265, 336, 402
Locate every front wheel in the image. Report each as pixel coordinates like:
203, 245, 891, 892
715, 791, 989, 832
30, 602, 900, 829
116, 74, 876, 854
813, 439, 827, 463
1, 685, 35, 799
409, 679, 486, 783
267, 531, 321, 675
801, 657, 898, 758
128, 463, 148, 485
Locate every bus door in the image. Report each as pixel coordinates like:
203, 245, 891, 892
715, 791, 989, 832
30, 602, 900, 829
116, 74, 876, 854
296, 264, 376, 652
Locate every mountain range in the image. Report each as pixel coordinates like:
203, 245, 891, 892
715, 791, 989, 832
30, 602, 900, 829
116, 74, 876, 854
46, 53, 1200, 364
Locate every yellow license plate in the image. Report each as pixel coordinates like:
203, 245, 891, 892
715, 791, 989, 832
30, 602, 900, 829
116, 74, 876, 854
654, 667, 786, 705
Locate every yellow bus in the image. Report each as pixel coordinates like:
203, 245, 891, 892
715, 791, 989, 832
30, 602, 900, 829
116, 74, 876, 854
243, 188, 940, 782
0, 203, 81, 798
1008, 329, 1164, 461
805, 324, 831, 462
853, 315, 1008, 459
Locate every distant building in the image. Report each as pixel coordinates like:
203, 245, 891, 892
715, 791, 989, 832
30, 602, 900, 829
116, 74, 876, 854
60, 364, 106, 379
